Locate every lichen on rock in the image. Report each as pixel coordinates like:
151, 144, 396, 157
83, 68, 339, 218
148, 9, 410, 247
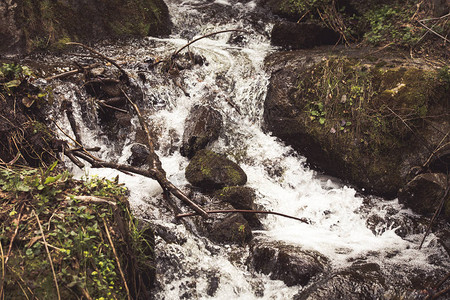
264, 50, 450, 198
185, 149, 247, 191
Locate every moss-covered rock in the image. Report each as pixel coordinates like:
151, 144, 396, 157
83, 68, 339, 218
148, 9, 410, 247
181, 105, 223, 158
0, 0, 171, 54
185, 149, 247, 191
264, 50, 449, 197
214, 186, 262, 228
251, 238, 328, 287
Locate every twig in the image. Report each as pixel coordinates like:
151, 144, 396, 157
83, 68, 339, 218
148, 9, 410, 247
435, 272, 450, 290
422, 131, 450, 168
120, 88, 158, 169
0, 239, 4, 300
33, 210, 61, 300
386, 106, 435, 155
119, 88, 208, 218
45, 63, 101, 81
419, 184, 449, 249
431, 286, 450, 299
102, 218, 131, 300
172, 29, 248, 57
418, 19, 450, 43
66, 42, 129, 83
65, 194, 117, 206
4, 265, 37, 300
5, 208, 23, 265
71, 150, 208, 218
97, 101, 129, 114
176, 209, 310, 224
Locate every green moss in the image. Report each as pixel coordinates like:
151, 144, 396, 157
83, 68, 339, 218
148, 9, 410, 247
0, 167, 154, 299
291, 56, 447, 195
14, 0, 170, 53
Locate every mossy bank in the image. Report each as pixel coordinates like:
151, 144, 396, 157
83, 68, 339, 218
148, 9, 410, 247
264, 49, 449, 199
0, 0, 171, 55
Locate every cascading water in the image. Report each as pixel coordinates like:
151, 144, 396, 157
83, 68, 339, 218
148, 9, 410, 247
44, 0, 449, 298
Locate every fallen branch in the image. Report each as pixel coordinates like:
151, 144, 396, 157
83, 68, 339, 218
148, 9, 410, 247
66, 42, 129, 83
71, 150, 208, 218
418, 16, 450, 44
65, 194, 117, 206
33, 210, 61, 300
45, 63, 101, 81
172, 29, 248, 58
176, 209, 310, 224
97, 100, 128, 114
0, 239, 4, 300
102, 218, 131, 300
419, 184, 449, 249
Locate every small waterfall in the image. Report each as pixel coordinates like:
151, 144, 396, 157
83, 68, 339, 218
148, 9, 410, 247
44, 0, 449, 298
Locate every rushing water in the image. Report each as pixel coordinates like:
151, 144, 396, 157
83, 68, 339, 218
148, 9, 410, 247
45, 0, 449, 298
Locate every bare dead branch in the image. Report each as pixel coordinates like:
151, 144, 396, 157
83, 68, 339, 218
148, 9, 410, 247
66, 42, 129, 83
33, 210, 61, 300
172, 29, 249, 57
102, 218, 131, 300
45, 63, 101, 81
419, 184, 449, 249
176, 209, 310, 224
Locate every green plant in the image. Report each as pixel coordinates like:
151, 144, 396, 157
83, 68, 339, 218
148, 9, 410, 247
308, 102, 327, 125
1, 165, 152, 299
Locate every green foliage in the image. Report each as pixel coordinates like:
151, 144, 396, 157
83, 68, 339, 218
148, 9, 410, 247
0, 166, 152, 299
362, 3, 424, 46
285, 0, 331, 14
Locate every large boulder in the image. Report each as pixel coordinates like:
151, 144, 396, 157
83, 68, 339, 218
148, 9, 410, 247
181, 105, 222, 158
185, 149, 247, 190
398, 173, 449, 220
251, 239, 327, 287
193, 203, 252, 245
0, 0, 171, 55
263, 49, 450, 198
294, 263, 386, 299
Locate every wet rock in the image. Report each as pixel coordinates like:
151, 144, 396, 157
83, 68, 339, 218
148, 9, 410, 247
295, 263, 386, 299
271, 21, 339, 50
251, 239, 327, 287
185, 149, 247, 190
181, 105, 222, 158
0, 0, 171, 55
128, 143, 150, 167
398, 173, 449, 220
214, 186, 262, 228
263, 50, 450, 198
194, 203, 252, 245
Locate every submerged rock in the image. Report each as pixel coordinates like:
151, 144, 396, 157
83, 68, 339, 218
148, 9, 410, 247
398, 173, 449, 220
214, 186, 262, 228
194, 203, 252, 245
295, 263, 386, 300
185, 149, 247, 190
250, 239, 328, 287
264, 50, 450, 198
181, 105, 222, 158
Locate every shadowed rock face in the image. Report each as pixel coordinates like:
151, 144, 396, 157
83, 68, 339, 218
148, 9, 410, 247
263, 49, 450, 198
0, 0, 171, 55
398, 173, 449, 221
271, 21, 339, 50
181, 105, 222, 158
251, 239, 328, 287
185, 149, 247, 191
